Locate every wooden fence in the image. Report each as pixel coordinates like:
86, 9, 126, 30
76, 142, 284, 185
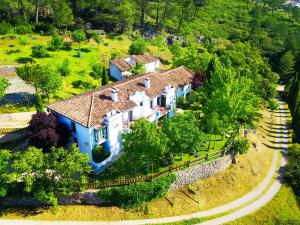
86, 134, 236, 190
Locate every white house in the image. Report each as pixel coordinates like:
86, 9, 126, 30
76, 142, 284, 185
109, 53, 160, 80
47, 66, 194, 173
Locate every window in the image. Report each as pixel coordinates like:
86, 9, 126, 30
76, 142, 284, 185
150, 100, 153, 108
94, 127, 108, 143
140, 101, 143, 107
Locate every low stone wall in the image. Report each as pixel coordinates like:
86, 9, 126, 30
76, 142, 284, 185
0, 65, 18, 75
170, 154, 232, 191
0, 155, 232, 207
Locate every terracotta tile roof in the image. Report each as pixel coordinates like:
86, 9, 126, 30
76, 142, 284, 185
110, 53, 158, 72
47, 66, 194, 128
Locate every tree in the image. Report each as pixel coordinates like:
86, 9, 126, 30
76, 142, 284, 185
0, 150, 11, 197
48, 33, 64, 54
89, 64, 103, 86
34, 92, 44, 112
267, 99, 279, 119
123, 118, 167, 173
28, 112, 70, 152
102, 67, 109, 85
38, 67, 62, 103
58, 58, 71, 76
162, 112, 205, 157
0, 77, 9, 100
16, 63, 62, 103
279, 50, 296, 80
11, 145, 91, 206
284, 144, 300, 194
194, 0, 209, 16
231, 138, 250, 163
136, 0, 149, 28
72, 29, 86, 57
51, 0, 74, 28
129, 38, 147, 55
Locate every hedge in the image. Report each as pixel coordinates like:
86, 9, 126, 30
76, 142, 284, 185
98, 173, 176, 208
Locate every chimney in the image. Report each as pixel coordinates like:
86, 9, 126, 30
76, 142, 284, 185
144, 77, 150, 89
111, 87, 118, 102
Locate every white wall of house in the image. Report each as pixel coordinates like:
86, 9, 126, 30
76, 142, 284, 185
109, 63, 123, 80
103, 111, 123, 153
129, 91, 152, 120
144, 61, 160, 73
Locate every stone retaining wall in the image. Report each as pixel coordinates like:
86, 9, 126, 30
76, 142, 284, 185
0, 65, 18, 75
0, 155, 232, 207
170, 154, 232, 191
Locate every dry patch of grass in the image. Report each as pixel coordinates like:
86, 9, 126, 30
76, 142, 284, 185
0, 109, 276, 221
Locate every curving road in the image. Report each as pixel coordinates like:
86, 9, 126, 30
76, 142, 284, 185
0, 101, 289, 225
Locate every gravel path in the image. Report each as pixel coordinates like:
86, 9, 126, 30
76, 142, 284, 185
0, 111, 35, 129
0, 101, 288, 225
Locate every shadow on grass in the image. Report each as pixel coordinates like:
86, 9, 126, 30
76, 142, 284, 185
72, 80, 96, 90
0, 206, 48, 217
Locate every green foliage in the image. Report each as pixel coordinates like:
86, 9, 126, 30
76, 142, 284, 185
48, 34, 64, 52
267, 99, 280, 111
16, 63, 62, 102
10, 145, 92, 206
32, 45, 48, 58
89, 63, 103, 85
50, 0, 74, 28
0, 150, 11, 197
129, 38, 147, 55
162, 112, 206, 155
58, 58, 71, 76
72, 29, 86, 45
131, 63, 145, 75
92, 145, 110, 163
279, 50, 296, 80
34, 92, 44, 112
123, 118, 167, 174
0, 22, 12, 34
0, 77, 9, 100
102, 67, 109, 85
15, 25, 32, 34
284, 144, 300, 195
233, 137, 250, 155
19, 36, 29, 46
98, 174, 176, 208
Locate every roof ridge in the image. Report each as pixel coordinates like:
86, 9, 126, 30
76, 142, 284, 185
87, 93, 95, 127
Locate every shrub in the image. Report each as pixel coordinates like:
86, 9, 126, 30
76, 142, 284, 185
129, 38, 147, 55
19, 37, 29, 46
34, 92, 44, 112
92, 145, 110, 163
98, 174, 176, 208
15, 25, 32, 34
58, 59, 71, 76
0, 22, 12, 35
32, 45, 48, 58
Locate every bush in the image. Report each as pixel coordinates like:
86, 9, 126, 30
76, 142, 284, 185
15, 25, 32, 34
58, 59, 71, 76
131, 63, 145, 75
129, 38, 147, 55
92, 145, 110, 163
32, 45, 48, 58
0, 22, 12, 35
34, 22, 57, 35
284, 144, 300, 195
34, 92, 44, 112
98, 174, 176, 208
19, 37, 29, 46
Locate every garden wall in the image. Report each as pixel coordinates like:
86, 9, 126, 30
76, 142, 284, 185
170, 154, 232, 191
0, 65, 18, 75
0, 155, 232, 207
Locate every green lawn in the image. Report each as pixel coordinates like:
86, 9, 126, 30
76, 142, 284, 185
0, 33, 173, 104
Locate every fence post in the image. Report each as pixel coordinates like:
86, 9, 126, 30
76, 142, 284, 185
205, 153, 208, 161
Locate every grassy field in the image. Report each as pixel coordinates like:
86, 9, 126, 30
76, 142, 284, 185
0, 33, 173, 102
0, 108, 276, 221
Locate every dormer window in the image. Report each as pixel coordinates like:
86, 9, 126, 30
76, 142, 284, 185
140, 102, 143, 107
